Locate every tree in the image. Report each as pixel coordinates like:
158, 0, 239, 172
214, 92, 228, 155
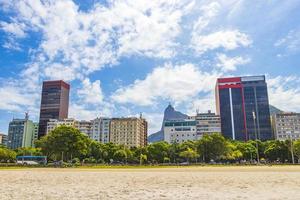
264, 140, 289, 162
15, 147, 42, 156
0, 147, 16, 163
293, 139, 300, 163
147, 141, 170, 163
89, 141, 106, 162
35, 126, 90, 161
113, 149, 127, 163
196, 133, 227, 162
139, 154, 147, 165
169, 142, 180, 163
179, 147, 199, 163
236, 141, 256, 160
223, 142, 243, 161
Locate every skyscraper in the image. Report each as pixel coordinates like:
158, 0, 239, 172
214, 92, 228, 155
215, 75, 272, 141
38, 80, 70, 138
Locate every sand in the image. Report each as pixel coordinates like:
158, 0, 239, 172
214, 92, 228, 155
1, 166, 300, 200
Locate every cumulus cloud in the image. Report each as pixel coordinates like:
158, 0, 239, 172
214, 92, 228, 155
0, 80, 39, 113
0, 21, 26, 38
1, 0, 194, 81
112, 63, 220, 106
186, 94, 216, 116
77, 79, 104, 105
191, 30, 252, 54
268, 76, 300, 112
216, 53, 250, 72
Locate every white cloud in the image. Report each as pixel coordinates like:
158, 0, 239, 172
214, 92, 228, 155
142, 112, 164, 135
1, 0, 194, 81
69, 102, 114, 121
187, 94, 216, 116
275, 29, 300, 53
112, 63, 220, 106
192, 2, 221, 33
0, 21, 26, 38
191, 30, 252, 54
268, 76, 300, 112
0, 81, 39, 113
216, 53, 250, 71
77, 79, 104, 105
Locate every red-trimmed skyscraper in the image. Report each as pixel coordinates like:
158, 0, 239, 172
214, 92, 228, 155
215, 75, 273, 141
38, 80, 70, 138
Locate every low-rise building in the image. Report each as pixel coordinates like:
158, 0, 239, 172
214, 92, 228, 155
77, 120, 92, 138
91, 118, 111, 143
0, 133, 8, 146
46, 118, 92, 136
164, 119, 197, 143
195, 110, 221, 138
272, 113, 300, 141
110, 117, 147, 147
46, 118, 77, 134
7, 113, 36, 149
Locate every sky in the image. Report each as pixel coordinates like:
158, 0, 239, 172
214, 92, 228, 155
0, 0, 300, 135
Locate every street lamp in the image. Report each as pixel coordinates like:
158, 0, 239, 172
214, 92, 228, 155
290, 118, 295, 164
252, 111, 260, 164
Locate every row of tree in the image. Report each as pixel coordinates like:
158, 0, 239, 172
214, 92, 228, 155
2, 126, 300, 164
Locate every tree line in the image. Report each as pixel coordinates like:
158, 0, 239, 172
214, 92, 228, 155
1, 125, 300, 165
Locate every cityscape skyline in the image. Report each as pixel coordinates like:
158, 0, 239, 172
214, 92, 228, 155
1, 0, 300, 135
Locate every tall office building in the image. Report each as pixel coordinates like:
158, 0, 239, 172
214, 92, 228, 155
215, 75, 272, 141
38, 80, 70, 138
110, 117, 148, 147
7, 113, 36, 149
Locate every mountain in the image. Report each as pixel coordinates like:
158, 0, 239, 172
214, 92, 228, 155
148, 104, 188, 143
269, 105, 283, 115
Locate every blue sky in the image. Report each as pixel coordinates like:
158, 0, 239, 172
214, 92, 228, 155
0, 0, 300, 135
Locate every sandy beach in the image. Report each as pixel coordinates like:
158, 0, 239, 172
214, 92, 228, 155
1, 166, 300, 200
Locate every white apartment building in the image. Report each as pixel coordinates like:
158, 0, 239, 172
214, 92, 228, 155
272, 113, 300, 141
90, 117, 111, 143
77, 120, 92, 138
195, 110, 221, 138
164, 119, 197, 144
46, 118, 92, 136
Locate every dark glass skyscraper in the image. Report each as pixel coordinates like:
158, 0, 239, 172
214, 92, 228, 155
38, 80, 70, 138
215, 75, 272, 141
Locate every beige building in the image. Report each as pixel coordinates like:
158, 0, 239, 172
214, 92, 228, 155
46, 118, 92, 137
272, 113, 300, 141
110, 117, 147, 147
195, 110, 221, 138
0, 133, 8, 146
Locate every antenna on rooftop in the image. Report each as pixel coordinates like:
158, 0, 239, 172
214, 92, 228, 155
25, 111, 29, 120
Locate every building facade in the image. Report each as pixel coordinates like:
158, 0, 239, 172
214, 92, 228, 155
215, 75, 272, 141
195, 110, 221, 138
77, 121, 92, 138
164, 119, 197, 143
7, 114, 36, 149
0, 133, 8, 146
38, 80, 70, 138
46, 118, 92, 136
91, 118, 111, 143
110, 117, 147, 147
272, 113, 300, 141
